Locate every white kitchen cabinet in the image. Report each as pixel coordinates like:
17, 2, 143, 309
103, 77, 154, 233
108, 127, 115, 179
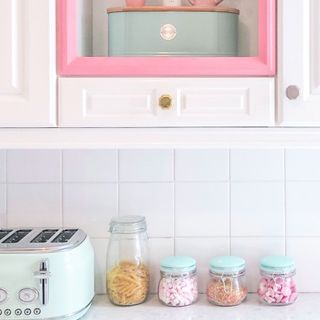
59, 78, 275, 127
279, 0, 320, 126
0, 0, 56, 127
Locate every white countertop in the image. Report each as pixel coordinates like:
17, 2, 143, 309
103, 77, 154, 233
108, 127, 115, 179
83, 294, 318, 320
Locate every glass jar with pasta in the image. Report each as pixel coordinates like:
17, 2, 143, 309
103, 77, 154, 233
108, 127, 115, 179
106, 215, 150, 306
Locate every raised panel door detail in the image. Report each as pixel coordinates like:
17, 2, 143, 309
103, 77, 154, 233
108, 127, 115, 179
59, 78, 274, 127
279, 0, 320, 126
0, 0, 56, 127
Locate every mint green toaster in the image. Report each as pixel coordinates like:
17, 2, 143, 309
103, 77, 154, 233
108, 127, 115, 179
0, 229, 94, 320
107, 6, 239, 56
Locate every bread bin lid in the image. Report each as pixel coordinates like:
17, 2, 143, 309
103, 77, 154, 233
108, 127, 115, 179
0, 228, 87, 253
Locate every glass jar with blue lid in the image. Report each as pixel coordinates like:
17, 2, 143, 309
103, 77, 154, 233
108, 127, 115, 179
158, 256, 198, 307
258, 256, 297, 305
207, 256, 248, 306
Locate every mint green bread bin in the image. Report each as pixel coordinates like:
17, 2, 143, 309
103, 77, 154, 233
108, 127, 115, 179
107, 7, 239, 56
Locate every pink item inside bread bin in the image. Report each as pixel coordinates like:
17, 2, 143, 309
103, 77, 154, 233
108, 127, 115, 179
188, 0, 223, 7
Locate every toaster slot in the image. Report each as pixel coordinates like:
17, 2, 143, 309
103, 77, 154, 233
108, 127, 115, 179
31, 229, 59, 243
3, 229, 32, 243
52, 229, 78, 243
0, 230, 13, 241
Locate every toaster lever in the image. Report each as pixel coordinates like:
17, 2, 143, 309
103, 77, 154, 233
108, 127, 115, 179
34, 260, 50, 306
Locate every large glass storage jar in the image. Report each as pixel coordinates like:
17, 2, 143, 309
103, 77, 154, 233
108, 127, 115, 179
207, 256, 248, 306
106, 215, 149, 306
158, 256, 198, 307
258, 256, 297, 305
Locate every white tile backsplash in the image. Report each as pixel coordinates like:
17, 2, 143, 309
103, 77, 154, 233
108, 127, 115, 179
287, 237, 320, 292
0, 151, 6, 183
0, 184, 6, 227
175, 149, 229, 181
91, 238, 108, 294
286, 149, 320, 181
63, 150, 117, 182
286, 182, 320, 237
7, 150, 61, 183
175, 237, 229, 293
1, 148, 320, 293
7, 183, 62, 227
231, 237, 285, 292
175, 182, 229, 237
63, 183, 118, 238
231, 182, 285, 237
119, 149, 173, 182
231, 149, 284, 181
119, 183, 174, 237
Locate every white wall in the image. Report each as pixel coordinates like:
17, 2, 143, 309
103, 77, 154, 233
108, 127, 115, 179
0, 148, 319, 294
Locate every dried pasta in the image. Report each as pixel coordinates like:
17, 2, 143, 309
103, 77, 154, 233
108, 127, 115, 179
107, 261, 149, 306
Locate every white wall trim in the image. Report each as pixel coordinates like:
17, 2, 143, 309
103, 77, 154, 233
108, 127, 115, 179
1, 128, 320, 148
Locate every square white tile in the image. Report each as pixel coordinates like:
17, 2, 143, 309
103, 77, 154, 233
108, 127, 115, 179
175, 183, 229, 237
7, 184, 62, 227
286, 182, 320, 236
230, 149, 284, 181
287, 237, 320, 292
7, 150, 61, 183
63, 150, 117, 182
149, 238, 174, 293
119, 183, 174, 237
63, 183, 118, 238
119, 149, 173, 182
0, 184, 6, 227
175, 237, 229, 293
231, 237, 285, 292
0, 151, 6, 183
286, 149, 320, 181
91, 238, 108, 294
231, 182, 285, 237
175, 149, 229, 181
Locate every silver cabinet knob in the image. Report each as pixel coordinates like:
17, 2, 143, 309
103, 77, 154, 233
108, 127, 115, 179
286, 85, 300, 100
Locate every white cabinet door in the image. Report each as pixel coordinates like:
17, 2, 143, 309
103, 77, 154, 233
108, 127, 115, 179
59, 78, 274, 127
279, 0, 320, 126
0, 0, 56, 127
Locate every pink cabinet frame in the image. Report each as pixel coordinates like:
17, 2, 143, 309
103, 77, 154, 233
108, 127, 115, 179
57, 0, 276, 77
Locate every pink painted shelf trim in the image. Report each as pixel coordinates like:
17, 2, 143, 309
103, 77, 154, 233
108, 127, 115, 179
57, 0, 276, 77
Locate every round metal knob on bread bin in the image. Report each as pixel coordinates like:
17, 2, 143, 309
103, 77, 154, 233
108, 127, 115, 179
159, 95, 173, 109
286, 85, 300, 100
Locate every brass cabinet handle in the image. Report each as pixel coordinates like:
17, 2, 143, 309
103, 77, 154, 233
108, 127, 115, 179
286, 85, 300, 100
159, 95, 173, 109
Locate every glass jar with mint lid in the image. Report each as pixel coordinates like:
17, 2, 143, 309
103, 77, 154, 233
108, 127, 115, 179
158, 256, 198, 307
207, 256, 248, 306
258, 256, 297, 305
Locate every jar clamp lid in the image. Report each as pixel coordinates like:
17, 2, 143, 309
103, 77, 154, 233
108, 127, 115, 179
260, 256, 295, 273
209, 256, 245, 274
109, 215, 147, 233
160, 256, 196, 274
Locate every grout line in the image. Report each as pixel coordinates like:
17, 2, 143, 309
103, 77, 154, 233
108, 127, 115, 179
117, 149, 120, 217
4, 150, 8, 228
61, 150, 64, 228
284, 148, 287, 255
173, 149, 176, 255
228, 148, 232, 255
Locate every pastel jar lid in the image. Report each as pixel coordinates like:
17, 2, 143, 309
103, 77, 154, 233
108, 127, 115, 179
209, 256, 245, 274
160, 256, 196, 273
260, 256, 296, 273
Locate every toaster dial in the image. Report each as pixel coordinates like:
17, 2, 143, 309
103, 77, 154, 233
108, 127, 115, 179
18, 288, 38, 303
0, 289, 7, 303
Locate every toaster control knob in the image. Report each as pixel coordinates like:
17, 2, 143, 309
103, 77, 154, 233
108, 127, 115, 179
0, 289, 7, 303
18, 288, 38, 303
